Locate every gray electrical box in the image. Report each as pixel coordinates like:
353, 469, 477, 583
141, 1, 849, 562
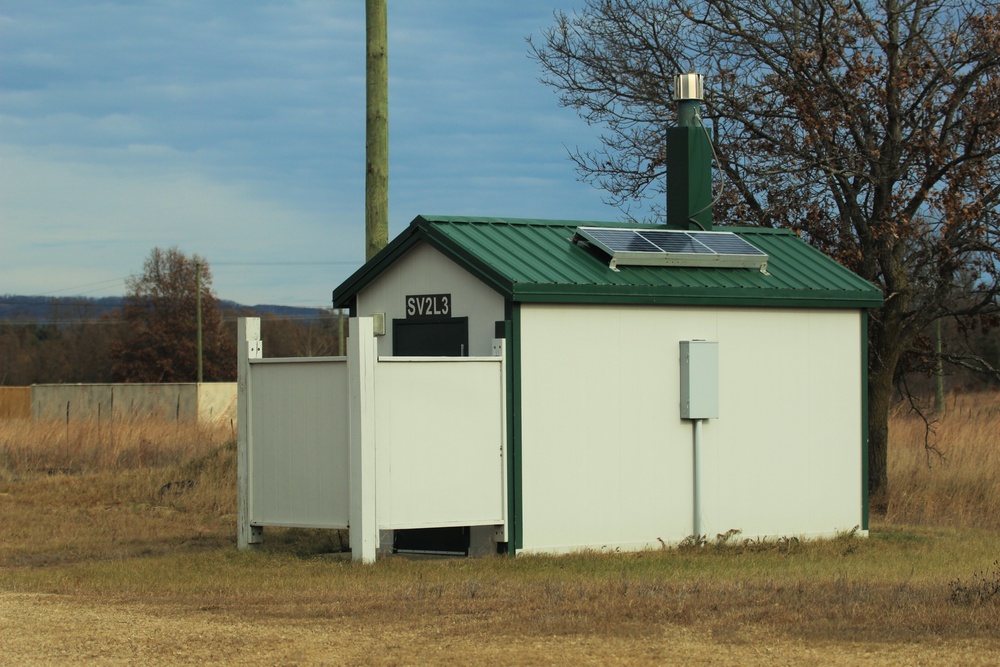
680, 340, 719, 419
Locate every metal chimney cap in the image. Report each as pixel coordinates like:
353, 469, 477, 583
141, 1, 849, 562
673, 73, 704, 101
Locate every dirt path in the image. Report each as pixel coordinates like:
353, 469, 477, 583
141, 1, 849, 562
4, 592, 999, 666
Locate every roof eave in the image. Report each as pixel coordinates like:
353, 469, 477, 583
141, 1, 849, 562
510, 283, 883, 309
332, 221, 423, 308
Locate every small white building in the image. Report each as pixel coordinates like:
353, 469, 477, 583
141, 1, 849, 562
331, 214, 882, 556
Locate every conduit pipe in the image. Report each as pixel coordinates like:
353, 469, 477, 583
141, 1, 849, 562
680, 339, 718, 541
692, 418, 703, 538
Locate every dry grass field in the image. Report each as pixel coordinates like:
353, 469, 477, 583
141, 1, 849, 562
886, 392, 1000, 529
2, 395, 1000, 665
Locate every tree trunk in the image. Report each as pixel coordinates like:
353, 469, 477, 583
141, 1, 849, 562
867, 310, 906, 514
867, 362, 893, 513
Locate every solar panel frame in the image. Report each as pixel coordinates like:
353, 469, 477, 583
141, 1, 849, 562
573, 227, 769, 272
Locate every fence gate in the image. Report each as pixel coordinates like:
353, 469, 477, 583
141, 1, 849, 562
237, 317, 507, 561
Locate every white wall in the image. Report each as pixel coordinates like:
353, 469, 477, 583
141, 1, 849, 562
356, 242, 506, 357
518, 304, 863, 554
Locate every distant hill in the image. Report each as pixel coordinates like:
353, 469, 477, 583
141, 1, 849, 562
0, 295, 327, 324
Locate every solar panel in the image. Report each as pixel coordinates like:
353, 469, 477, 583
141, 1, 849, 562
689, 231, 767, 256
638, 230, 712, 254
573, 227, 769, 272
583, 227, 660, 253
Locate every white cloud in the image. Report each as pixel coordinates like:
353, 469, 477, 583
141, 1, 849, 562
0, 146, 363, 305
0, 1, 618, 307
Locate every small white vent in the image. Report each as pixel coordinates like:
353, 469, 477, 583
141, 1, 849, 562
673, 73, 704, 101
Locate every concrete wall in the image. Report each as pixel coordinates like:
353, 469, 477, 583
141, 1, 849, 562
198, 383, 239, 424
31, 383, 237, 423
517, 303, 864, 554
0, 387, 30, 419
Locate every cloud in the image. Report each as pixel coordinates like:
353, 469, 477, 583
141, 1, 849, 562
0, 1, 617, 307
0, 145, 363, 305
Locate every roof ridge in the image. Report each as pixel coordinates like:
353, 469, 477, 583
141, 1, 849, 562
415, 215, 795, 235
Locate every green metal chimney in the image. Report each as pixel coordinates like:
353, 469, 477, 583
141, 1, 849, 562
666, 73, 713, 231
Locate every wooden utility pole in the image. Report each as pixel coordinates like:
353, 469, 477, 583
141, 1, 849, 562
365, 0, 389, 260
196, 262, 203, 383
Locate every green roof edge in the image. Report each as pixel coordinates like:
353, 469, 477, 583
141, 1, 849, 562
333, 215, 883, 310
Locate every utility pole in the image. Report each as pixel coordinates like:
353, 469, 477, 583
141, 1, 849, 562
365, 0, 389, 260
196, 262, 203, 383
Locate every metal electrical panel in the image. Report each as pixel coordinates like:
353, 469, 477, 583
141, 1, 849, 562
680, 340, 719, 419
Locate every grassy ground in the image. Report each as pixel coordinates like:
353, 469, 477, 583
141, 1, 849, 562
2, 395, 1000, 664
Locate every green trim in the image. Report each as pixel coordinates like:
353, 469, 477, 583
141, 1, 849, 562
333, 217, 518, 306
498, 316, 515, 556
509, 286, 882, 310
333, 223, 423, 307
508, 303, 524, 553
861, 310, 870, 531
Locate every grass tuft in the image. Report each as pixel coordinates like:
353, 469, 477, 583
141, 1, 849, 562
949, 560, 1000, 606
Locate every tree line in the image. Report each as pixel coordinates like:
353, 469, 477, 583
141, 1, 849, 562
0, 248, 343, 386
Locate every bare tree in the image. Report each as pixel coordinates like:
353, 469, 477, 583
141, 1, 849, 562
112, 248, 235, 383
530, 0, 1000, 504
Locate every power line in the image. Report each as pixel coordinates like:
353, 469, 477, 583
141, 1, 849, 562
19, 283, 126, 301
0, 299, 121, 308
25, 277, 128, 297
0, 314, 343, 327
211, 261, 359, 266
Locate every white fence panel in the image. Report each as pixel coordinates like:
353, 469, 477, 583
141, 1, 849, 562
249, 358, 350, 529
239, 317, 507, 561
375, 357, 505, 530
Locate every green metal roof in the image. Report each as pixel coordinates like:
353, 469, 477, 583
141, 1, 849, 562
333, 215, 883, 309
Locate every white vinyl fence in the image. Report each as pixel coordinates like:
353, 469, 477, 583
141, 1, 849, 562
237, 317, 507, 562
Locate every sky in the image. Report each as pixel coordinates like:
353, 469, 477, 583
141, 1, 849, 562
0, 1, 619, 309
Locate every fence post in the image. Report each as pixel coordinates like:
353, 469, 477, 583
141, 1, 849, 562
348, 317, 378, 563
237, 317, 263, 550
492, 338, 509, 545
